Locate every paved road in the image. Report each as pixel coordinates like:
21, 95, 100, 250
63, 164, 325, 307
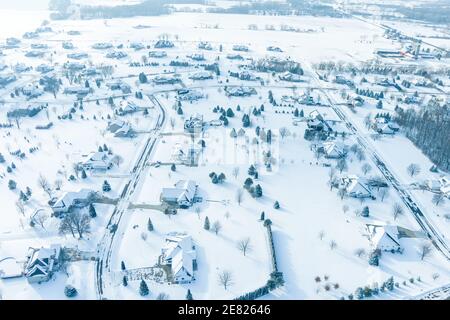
304, 62, 450, 261
95, 94, 166, 299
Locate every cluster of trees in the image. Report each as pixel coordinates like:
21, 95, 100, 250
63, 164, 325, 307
355, 88, 384, 100
352, 277, 395, 300
395, 106, 450, 171
209, 172, 226, 184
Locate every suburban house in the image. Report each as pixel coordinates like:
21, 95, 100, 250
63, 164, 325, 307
67, 52, 88, 60
79, 151, 114, 171
92, 42, 113, 50
279, 72, 303, 82
149, 51, 167, 58
115, 101, 141, 116
51, 189, 96, 216
339, 175, 374, 199
107, 120, 136, 138
224, 86, 257, 97
106, 80, 131, 93
425, 176, 450, 195
152, 75, 181, 85
161, 180, 201, 208
177, 90, 204, 102
189, 71, 213, 81
154, 39, 174, 48
321, 141, 348, 159
63, 86, 91, 96
160, 234, 197, 284
233, 44, 249, 52
24, 245, 62, 283
366, 225, 416, 253
373, 117, 400, 135
184, 116, 204, 133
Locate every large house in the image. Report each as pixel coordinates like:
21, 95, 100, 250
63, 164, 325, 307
367, 225, 403, 253
160, 234, 197, 284
321, 141, 348, 159
339, 175, 374, 199
79, 151, 114, 171
24, 245, 62, 283
107, 120, 136, 138
161, 180, 200, 208
51, 189, 96, 216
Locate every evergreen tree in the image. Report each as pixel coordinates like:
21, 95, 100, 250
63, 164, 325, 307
177, 106, 183, 115
243, 177, 254, 189
0, 153, 5, 163
81, 169, 87, 179
26, 186, 32, 197
273, 201, 280, 209
186, 289, 193, 300
376, 100, 383, 109
123, 276, 128, 287
260, 211, 265, 221
89, 204, 97, 218
254, 184, 263, 198
147, 218, 154, 231
138, 72, 148, 83
8, 180, 16, 190
266, 130, 272, 144
139, 280, 149, 296
102, 180, 111, 192
64, 285, 78, 298
171, 164, 176, 172
299, 109, 304, 117
355, 287, 364, 300
248, 165, 256, 176
204, 216, 210, 230
361, 206, 369, 217
386, 276, 394, 291
368, 250, 379, 266
121, 261, 126, 270
226, 108, 235, 117
294, 108, 299, 117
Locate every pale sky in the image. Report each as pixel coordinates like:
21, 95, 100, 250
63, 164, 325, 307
0, 0, 49, 10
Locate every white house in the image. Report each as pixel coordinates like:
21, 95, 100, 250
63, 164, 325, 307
160, 234, 197, 284
322, 141, 347, 159
340, 175, 374, 199
368, 225, 402, 252
80, 151, 113, 171
51, 189, 96, 216
24, 244, 62, 283
161, 180, 200, 208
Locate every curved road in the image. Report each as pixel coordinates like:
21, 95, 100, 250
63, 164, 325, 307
95, 94, 166, 299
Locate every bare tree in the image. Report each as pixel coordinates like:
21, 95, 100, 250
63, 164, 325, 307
218, 270, 234, 290
342, 204, 349, 214
418, 242, 432, 260
279, 127, 290, 140
379, 188, 389, 202
170, 117, 176, 130
338, 188, 346, 200
392, 203, 404, 221
432, 194, 445, 207
16, 201, 25, 216
318, 230, 325, 240
361, 163, 372, 176
54, 179, 63, 191
236, 188, 244, 206
33, 210, 48, 229
59, 212, 91, 239
112, 155, 124, 168
237, 238, 252, 256
407, 163, 421, 178
330, 240, 337, 250
336, 158, 348, 173
38, 174, 52, 198
156, 292, 170, 300
212, 221, 222, 235
355, 248, 366, 258
232, 167, 240, 179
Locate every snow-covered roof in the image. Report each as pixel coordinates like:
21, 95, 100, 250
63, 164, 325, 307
162, 234, 196, 278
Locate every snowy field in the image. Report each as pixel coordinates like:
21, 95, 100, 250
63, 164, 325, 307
0, 7, 449, 300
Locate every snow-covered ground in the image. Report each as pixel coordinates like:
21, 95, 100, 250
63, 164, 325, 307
0, 7, 449, 300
